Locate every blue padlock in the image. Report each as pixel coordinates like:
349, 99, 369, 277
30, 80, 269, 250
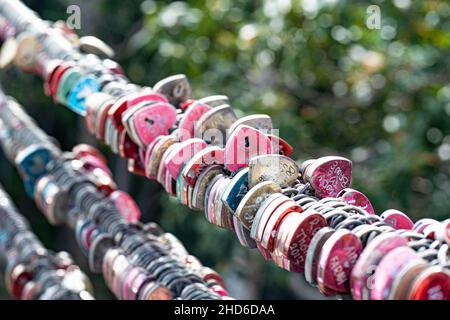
67, 74, 100, 116
221, 167, 249, 213
15, 145, 52, 197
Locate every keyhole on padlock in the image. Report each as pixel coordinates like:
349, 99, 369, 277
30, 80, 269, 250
211, 150, 217, 164
174, 83, 184, 98
244, 136, 250, 148
145, 118, 154, 127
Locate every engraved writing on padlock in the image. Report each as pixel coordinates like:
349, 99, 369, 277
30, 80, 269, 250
248, 154, 299, 188
276, 210, 326, 273
303, 156, 352, 198
406, 266, 450, 300
224, 125, 273, 173
317, 229, 362, 294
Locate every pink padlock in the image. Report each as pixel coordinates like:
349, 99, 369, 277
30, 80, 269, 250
380, 209, 414, 230
177, 102, 211, 141
337, 188, 375, 215
182, 146, 224, 187
77, 154, 112, 178
109, 190, 141, 223
126, 102, 177, 148
371, 246, 419, 300
317, 229, 362, 294
224, 125, 273, 172
276, 210, 327, 273
164, 138, 208, 179
302, 156, 352, 198
351, 233, 408, 300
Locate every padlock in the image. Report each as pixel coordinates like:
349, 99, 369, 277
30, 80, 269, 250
181, 146, 224, 187
177, 101, 211, 141
224, 125, 273, 173
301, 156, 352, 198
153, 74, 192, 107
123, 102, 177, 148
248, 154, 299, 188
317, 229, 362, 294
194, 104, 237, 147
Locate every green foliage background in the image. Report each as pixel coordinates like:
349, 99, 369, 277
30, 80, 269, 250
0, 0, 449, 299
